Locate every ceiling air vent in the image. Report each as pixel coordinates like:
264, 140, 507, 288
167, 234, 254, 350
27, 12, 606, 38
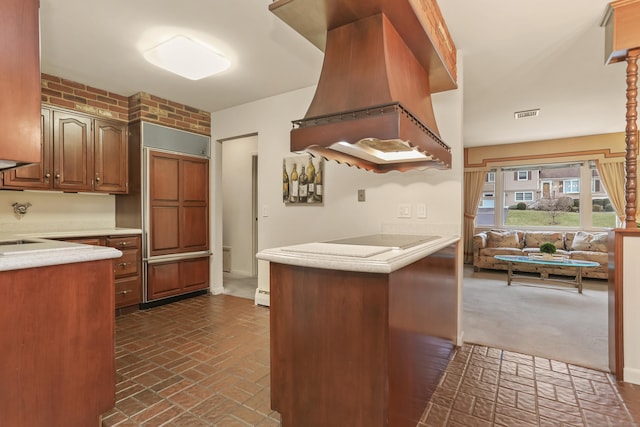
514, 109, 540, 119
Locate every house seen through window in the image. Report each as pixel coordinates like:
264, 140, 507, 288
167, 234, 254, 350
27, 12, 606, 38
475, 162, 615, 228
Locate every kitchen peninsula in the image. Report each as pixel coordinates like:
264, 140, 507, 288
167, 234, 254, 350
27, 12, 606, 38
0, 236, 122, 426
258, 233, 460, 427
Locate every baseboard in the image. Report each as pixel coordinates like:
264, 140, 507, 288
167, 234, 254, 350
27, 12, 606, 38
255, 288, 270, 307
623, 367, 640, 385
210, 285, 224, 295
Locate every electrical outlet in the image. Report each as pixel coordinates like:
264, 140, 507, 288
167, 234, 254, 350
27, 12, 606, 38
416, 203, 427, 218
397, 203, 411, 218
358, 189, 366, 202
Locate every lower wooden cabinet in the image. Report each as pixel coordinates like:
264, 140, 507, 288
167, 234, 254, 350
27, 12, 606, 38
64, 234, 141, 310
107, 235, 141, 309
147, 256, 209, 301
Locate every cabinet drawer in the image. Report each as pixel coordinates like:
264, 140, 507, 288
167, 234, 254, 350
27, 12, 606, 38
64, 237, 105, 246
113, 248, 139, 278
107, 236, 139, 249
114, 275, 141, 309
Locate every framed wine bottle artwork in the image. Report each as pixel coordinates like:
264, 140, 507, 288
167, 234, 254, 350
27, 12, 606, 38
283, 154, 324, 205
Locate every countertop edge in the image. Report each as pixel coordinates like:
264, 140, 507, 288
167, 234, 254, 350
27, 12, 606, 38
0, 246, 122, 272
17, 228, 143, 239
257, 235, 460, 273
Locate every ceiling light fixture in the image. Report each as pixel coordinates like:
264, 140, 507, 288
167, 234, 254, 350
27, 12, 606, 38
144, 35, 230, 80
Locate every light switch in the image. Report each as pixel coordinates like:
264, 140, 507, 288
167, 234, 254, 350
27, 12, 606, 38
397, 204, 411, 218
358, 189, 366, 202
262, 204, 269, 217
416, 203, 427, 218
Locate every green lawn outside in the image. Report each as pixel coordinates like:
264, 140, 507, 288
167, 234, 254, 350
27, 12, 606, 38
504, 210, 616, 228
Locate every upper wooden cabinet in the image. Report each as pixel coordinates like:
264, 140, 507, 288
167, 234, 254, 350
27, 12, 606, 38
3, 107, 128, 193
0, 0, 41, 168
94, 119, 128, 193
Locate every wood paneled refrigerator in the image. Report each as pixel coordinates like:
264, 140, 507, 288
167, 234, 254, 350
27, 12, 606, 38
117, 121, 211, 307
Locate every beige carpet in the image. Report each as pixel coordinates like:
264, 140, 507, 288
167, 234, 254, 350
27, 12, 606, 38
463, 266, 609, 372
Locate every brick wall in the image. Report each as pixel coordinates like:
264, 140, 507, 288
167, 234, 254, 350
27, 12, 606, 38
41, 74, 129, 122
40, 75, 212, 137
129, 92, 211, 136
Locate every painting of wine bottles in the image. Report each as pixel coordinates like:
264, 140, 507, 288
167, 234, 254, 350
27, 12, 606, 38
283, 154, 324, 205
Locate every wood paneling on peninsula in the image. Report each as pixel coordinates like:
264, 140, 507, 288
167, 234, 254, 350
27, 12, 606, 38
270, 243, 458, 427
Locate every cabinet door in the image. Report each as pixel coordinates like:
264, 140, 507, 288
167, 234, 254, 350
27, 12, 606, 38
94, 120, 127, 193
181, 158, 209, 252
182, 257, 210, 292
53, 112, 93, 191
147, 261, 181, 300
3, 107, 53, 189
0, 0, 41, 166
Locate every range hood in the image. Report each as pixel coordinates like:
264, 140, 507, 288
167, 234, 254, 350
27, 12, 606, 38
270, 0, 457, 173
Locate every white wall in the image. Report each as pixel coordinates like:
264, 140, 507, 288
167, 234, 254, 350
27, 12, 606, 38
222, 135, 258, 276
0, 191, 115, 234
210, 55, 465, 297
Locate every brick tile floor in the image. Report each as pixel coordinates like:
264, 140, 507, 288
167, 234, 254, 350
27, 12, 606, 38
103, 294, 639, 426
420, 345, 639, 427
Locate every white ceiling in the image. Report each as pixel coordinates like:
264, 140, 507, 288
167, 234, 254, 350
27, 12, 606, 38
40, 0, 628, 147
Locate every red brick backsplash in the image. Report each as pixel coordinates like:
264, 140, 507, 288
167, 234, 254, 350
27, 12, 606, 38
40, 75, 211, 136
41, 74, 129, 122
129, 92, 211, 136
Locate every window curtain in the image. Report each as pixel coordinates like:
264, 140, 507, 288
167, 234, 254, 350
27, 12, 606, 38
595, 160, 626, 223
463, 170, 488, 263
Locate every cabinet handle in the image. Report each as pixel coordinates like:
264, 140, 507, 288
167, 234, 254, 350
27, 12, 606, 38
117, 262, 130, 268
118, 242, 128, 247
95, 176, 101, 182
117, 290, 132, 295
44, 172, 51, 179
55, 172, 60, 179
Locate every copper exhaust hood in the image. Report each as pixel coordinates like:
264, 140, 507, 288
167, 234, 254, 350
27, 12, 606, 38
270, 0, 457, 173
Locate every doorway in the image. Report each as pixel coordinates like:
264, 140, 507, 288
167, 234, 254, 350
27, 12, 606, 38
221, 134, 258, 299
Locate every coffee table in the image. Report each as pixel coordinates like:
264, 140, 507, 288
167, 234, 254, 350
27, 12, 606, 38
493, 255, 600, 293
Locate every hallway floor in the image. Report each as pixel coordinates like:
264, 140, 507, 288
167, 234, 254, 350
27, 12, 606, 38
102, 294, 639, 426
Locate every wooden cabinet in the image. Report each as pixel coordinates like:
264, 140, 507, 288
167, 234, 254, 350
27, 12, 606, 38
106, 235, 141, 309
0, 0, 41, 168
0, 259, 115, 426
63, 234, 141, 311
147, 256, 209, 301
3, 107, 128, 193
148, 150, 209, 257
95, 119, 128, 193
270, 244, 458, 427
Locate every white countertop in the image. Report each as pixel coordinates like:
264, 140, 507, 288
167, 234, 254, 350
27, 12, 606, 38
17, 228, 142, 239
0, 235, 123, 272
257, 234, 460, 274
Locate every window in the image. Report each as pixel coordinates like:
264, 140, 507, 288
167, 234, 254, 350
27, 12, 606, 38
514, 192, 534, 201
480, 192, 495, 208
486, 171, 495, 183
475, 162, 616, 229
562, 179, 580, 194
592, 177, 601, 193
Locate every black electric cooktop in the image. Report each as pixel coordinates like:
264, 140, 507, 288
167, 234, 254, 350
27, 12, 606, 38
325, 234, 440, 250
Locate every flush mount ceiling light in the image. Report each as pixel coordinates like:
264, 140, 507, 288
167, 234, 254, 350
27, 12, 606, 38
144, 35, 230, 80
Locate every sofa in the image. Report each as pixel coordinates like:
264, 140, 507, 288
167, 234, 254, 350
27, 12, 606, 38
473, 229, 608, 279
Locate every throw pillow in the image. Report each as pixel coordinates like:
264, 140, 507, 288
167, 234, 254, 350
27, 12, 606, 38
486, 230, 519, 248
524, 232, 563, 249
571, 231, 608, 252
